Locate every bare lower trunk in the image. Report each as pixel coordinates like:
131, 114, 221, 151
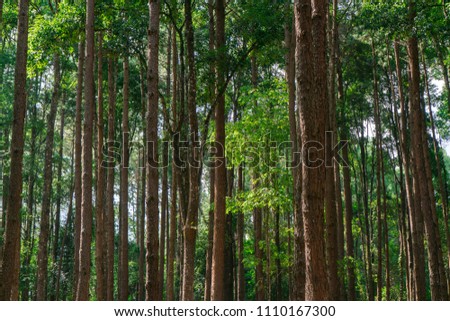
211, 0, 227, 301
145, 0, 160, 301
73, 40, 85, 299
118, 57, 130, 301
0, 0, 30, 300
76, 0, 95, 300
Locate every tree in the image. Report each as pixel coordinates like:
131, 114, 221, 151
0, 0, 30, 301
145, 0, 160, 301
76, 0, 95, 301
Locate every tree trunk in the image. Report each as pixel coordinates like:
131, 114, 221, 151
145, 0, 160, 301
95, 31, 106, 301
285, 21, 305, 301
76, 0, 95, 300
36, 53, 61, 301
106, 57, 117, 301
138, 63, 146, 301
237, 165, 245, 300
294, 0, 329, 300
166, 27, 178, 302
73, 40, 85, 299
0, 0, 30, 300
118, 57, 130, 301
204, 0, 215, 301
211, 0, 227, 301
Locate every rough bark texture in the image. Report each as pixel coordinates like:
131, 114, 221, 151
295, 0, 329, 300
211, 0, 227, 301
145, 0, 160, 301
182, 0, 200, 301
0, 0, 29, 301
76, 0, 95, 301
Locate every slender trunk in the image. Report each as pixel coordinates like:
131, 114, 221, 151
166, 27, 178, 301
118, 57, 130, 301
53, 108, 65, 267
95, 32, 106, 301
204, 0, 215, 300
36, 53, 61, 301
76, 0, 95, 300
73, 40, 85, 299
285, 21, 305, 301
159, 141, 168, 299
211, 0, 227, 301
138, 63, 146, 301
106, 57, 117, 301
237, 165, 245, 300
0, 0, 29, 301
146, 0, 160, 301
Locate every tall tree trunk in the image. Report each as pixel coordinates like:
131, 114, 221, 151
36, 53, 61, 301
224, 168, 235, 300
95, 31, 106, 301
204, 0, 215, 301
166, 27, 178, 302
237, 165, 245, 300
285, 20, 305, 301
76, 0, 95, 300
106, 57, 117, 301
138, 63, 146, 301
159, 140, 168, 299
0, 0, 29, 301
294, 0, 329, 300
181, 0, 200, 301
53, 107, 65, 268
211, 0, 227, 301
73, 40, 85, 299
119, 57, 130, 301
393, 40, 424, 300
146, 0, 160, 301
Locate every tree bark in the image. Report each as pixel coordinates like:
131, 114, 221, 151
73, 40, 85, 299
106, 57, 117, 301
95, 31, 106, 301
0, 0, 30, 301
76, 0, 95, 300
294, 0, 329, 300
211, 0, 227, 301
145, 0, 160, 301
119, 57, 130, 301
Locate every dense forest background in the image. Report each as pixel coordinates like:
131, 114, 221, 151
0, 0, 450, 301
